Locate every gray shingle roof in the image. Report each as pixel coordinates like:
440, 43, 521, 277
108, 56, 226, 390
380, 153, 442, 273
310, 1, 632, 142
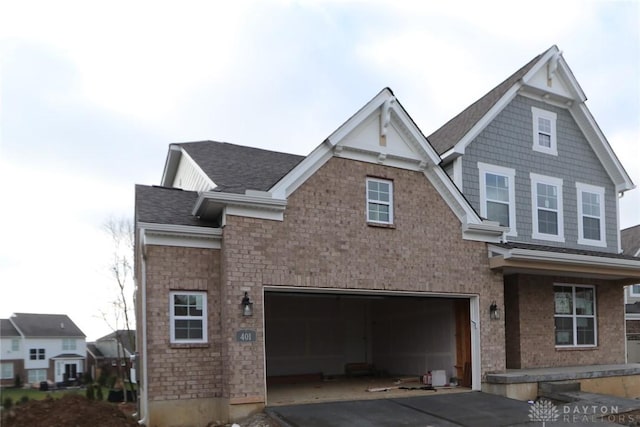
97, 329, 136, 353
622, 225, 640, 257
178, 141, 304, 193
428, 47, 552, 154
10, 313, 85, 338
87, 343, 104, 358
1, 319, 20, 337
135, 185, 217, 227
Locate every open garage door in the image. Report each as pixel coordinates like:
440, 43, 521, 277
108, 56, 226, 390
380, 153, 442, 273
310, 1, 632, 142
264, 289, 475, 404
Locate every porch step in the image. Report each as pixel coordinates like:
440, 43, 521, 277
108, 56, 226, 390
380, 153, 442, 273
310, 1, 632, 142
538, 380, 581, 402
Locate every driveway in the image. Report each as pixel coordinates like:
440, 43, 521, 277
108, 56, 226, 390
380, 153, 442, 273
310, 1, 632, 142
267, 391, 625, 426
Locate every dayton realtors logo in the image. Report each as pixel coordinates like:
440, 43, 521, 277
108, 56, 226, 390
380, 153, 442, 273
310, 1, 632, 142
529, 399, 634, 424
528, 400, 559, 426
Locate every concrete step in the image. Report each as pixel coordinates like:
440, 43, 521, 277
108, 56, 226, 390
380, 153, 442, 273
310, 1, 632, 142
539, 381, 581, 402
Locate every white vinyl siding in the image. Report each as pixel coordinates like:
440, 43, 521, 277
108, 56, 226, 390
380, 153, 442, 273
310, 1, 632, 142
170, 291, 207, 344
366, 178, 393, 225
531, 107, 557, 155
576, 183, 606, 247
554, 284, 597, 347
478, 163, 517, 236
531, 173, 564, 242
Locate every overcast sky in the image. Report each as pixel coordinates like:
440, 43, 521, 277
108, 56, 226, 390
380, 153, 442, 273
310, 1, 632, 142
1, 1, 638, 340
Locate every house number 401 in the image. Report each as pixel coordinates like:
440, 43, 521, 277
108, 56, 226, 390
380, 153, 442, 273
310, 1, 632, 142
236, 330, 256, 342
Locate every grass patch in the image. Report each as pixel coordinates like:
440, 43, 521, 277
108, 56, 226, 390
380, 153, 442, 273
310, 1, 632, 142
0, 386, 110, 404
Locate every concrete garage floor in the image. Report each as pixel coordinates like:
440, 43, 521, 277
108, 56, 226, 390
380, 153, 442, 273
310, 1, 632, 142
267, 377, 469, 406
267, 391, 629, 426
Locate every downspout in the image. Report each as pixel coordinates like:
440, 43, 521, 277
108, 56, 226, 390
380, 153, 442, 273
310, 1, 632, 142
138, 234, 149, 426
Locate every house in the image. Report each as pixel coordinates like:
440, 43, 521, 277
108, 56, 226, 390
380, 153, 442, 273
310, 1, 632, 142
134, 45, 640, 426
0, 313, 86, 387
86, 330, 136, 383
623, 225, 640, 361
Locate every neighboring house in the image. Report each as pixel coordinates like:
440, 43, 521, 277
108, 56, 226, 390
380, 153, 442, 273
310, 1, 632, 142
134, 45, 640, 426
0, 313, 86, 386
623, 225, 640, 361
86, 330, 135, 382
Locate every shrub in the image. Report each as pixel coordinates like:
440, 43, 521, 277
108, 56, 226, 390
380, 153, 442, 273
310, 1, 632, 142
97, 370, 108, 387
86, 383, 95, 400
95, 383, 104, 401
14, 374, 22, 388
83, 371, 93, 385
3, 396, 13, 410
18, 396, 29, 405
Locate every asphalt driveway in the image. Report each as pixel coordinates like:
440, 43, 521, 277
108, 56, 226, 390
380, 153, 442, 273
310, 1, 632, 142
267, 391, 624, 426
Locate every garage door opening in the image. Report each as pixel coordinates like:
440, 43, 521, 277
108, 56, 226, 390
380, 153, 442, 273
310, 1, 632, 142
264, 290, 473, 405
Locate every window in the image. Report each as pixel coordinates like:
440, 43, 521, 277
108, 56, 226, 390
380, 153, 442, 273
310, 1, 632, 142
170, 291, 207, 343
554, 285, 596, 347
366, 178, 393, 224
11, 339, 19, 352
631, 285, 640, 297
478, 163, 517, 235
531, 107, 557, 155
27, 369, 47, 383
62, 338, 76, 351
29, 348, 45, 360
1, 363, 13, 379
576, 183, 606, 247
531, 173, 564, 242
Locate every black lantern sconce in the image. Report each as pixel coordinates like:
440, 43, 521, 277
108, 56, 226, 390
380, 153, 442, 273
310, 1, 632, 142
242, 292, 253, 316
489, 301, 501, 320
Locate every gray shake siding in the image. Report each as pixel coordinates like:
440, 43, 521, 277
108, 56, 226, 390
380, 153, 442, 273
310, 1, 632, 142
461, 95, 618, 252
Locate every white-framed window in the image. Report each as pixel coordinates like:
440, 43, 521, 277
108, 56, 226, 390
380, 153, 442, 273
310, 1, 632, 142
366, 178, 393, 224
554, 284, 597, 347
1, 363, 14, 379
170, 291, 207, 343
531, 173, 564, 242
29, 348, 45, 360
531, 107, 557, 155
478, 162, 517, 236
27, 369, 47, 383
630, 284, 640, 297
11, 339, 19, 352
62, 338, 76, 351
576, 183, 606, 247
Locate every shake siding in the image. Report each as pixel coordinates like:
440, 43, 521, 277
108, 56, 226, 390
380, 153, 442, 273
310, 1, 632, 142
462, 95, 618, 252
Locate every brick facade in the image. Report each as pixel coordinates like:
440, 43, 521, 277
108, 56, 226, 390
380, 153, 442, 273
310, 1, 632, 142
505, 274, 625, 368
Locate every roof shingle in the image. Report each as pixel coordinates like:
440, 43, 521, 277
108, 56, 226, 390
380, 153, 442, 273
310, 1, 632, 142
135, 185, 217, 227
10, 313, 85, 338
622, 225, 640, 257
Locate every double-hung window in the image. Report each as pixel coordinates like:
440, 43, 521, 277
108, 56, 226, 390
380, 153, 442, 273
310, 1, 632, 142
576, 183, 606, 247
554, 285, 596, 347
27, 369, 47, 383
62, 338, 76, 351
478, 163, 516, 235
11, 339, 19, 352
531, 107, 557, 155
630, 285, 640, 297
29, 348, 45, 360
531, 173, 564, 242
1, 363, 13, 379
366, 178, 393, 225
170, 291, 207, 343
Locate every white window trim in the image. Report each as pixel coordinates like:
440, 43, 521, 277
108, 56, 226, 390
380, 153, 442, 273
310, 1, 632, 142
530, 173, 564, 242
169, 291, 208, 344
554, 284, 597, 348
478, 162, 517, 236
1, 363, 14, 379
366, 177, 394, 225
531, 107, 557, 156
630, 284, 640, 298
576, 182, 606, 247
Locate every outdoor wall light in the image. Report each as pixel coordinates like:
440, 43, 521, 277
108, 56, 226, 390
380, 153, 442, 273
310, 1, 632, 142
242, 292, 253, 316
489, 301, 501, 320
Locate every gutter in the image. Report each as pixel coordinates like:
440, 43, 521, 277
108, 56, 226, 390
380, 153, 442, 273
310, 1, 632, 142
138, 234, 149, 426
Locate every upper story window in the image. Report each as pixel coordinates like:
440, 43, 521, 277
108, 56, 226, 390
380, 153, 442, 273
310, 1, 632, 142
62, 338, 76, 351
478, 163, 517, 236
554, 284, 596, 347
29, 348, 45, 360
630, 284, 640, 297
531, 107, 557, 156
576, 183, 606, 247
170, 291, 207, 344
531, 173, 564, 242
366, 178, 393, 225
11, 339, 19, 352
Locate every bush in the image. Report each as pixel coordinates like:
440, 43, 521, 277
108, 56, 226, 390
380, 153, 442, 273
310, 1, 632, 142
18, 396, 29, 405
14, 374, 22, 388
97, 370, 108, 387
83, 371, 93, 385
3, 396, 13, 410
86, 383, 95, 400
95, 384, 104, 401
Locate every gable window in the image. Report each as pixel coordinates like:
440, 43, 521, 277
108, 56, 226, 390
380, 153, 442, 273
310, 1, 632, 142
1, 363, 14, 379
170, 291, 207, 343
11, 339, 19, 352
29, 348, 45, 360
554, 285, 596, 347
478, 163, 517, 235
366, 178, 393, 224
531, 107, 557, 155
576, 183, 606, 247
62, 338, 76, 351
531, 173, 564, 242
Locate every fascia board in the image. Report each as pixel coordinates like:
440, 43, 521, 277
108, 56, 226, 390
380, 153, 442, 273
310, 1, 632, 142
391, 102, 441, 165
269, 141, 334, 199
138, 222, 222, 251
192, 191, 287, 217
501, 247, 640, 270
160, 145, 183, 187
521, 46, 558, 82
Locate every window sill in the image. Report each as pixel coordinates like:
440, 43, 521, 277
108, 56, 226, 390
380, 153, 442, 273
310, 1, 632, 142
367, 222, 396, 229
555, 346, 597, 351
170, 342, 209, 349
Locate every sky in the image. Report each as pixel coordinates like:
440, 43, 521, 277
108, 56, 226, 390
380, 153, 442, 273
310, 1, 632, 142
1, 0, 639, 340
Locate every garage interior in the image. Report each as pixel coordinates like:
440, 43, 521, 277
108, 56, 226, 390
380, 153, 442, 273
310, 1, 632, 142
264, 291, 472, 405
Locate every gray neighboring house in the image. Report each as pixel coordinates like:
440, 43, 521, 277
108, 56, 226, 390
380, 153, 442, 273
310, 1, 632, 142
624, 225, 640, 361
86, 330, 136, 382
0, 313, 86, 386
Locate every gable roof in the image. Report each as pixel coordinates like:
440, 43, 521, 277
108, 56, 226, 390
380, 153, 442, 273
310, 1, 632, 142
10, 313, 85, 338
86, 343, 104, 359
96, 329, 136, 353
622, 225, 640, 257
163, 141, 304, 194
135, 184, 217, 227
1, 319, 20, 337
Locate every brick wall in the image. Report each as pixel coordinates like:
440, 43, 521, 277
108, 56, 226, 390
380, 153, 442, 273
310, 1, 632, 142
144, 246, 223, 401
507, 274, 625, 368
220, 157, 505, 400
